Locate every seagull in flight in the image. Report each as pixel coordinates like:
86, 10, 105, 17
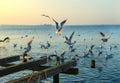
24, 37, 34, 53
41, 14, 50, 19
52, 18, 67, 35
40, 41, 51, 49
41, 14, 67, 35
88, 45, 95, 55
0, 37, 10, 42
64, 32, 76, 48
99, 32, 110, 44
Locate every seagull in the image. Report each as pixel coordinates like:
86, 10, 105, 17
0, 37, 10, 42
13, 43, 17, 48
40, 41, 51, 49
87, 45, 95, 55
41, 14, 67, 35
64, 32, 76, 48
52, 18, 67, 35
99, 32, 110, 44
70, 48, 76, 52
24, 37, 34, 53
98, 50, 102, 56
41, 14, 50, 19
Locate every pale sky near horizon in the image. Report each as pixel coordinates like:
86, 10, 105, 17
0, 0, 120, 25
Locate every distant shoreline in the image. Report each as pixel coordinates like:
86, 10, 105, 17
0, 24, 120, 27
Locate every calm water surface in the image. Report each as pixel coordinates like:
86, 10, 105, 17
0, 25, 120, 83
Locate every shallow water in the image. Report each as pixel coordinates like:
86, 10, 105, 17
0, 25, 120, 83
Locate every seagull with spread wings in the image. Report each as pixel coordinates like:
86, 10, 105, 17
41, 14, 67, 35
52, 19, 67, 35
24, 37, 34, 53
64, 32, 76, 48
99, 32, 110, 44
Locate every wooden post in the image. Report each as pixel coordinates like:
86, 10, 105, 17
90, 59, 95, 68
53, 74, 59, 83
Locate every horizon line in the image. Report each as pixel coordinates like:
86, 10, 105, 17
0, 24, 120, 26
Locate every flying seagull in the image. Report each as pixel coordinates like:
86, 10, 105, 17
0, 37, 10, 42
41, 14, 50, 19
88, 45, 95, 55
99, 32, 110, 44
64, 32, 76, 48
40, 41, 51, 49
41, 14, 67, 35
52, 18, 67, 35
24, 37, 34, 53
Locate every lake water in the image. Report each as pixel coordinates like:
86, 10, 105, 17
0, 25, 120, 83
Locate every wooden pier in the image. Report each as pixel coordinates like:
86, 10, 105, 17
0, 55, 78, 83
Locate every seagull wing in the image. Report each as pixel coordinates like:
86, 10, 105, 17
0, 40, 3, 42
90, 45, 94, 50
60, 19, 67, 30
69, 32, 74, 40
64, 36, 68, 41
52, 18, 59, 29
100, 32, 105, 37
28, 39, 33, 46
3, 37, 10, 42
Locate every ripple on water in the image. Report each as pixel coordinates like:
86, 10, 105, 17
0, 70, 33, 83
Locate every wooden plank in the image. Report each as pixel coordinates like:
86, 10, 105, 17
29, 66, 51, 71
29, 66, 78, 75
61, 68, 79, 75
0, 55, 20, 65
0, 63, 15, 67
53, 74, 59, 83
0, 56, 47, 77
7, 60, 77, 83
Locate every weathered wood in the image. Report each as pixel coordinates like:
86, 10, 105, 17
53, 74, 59, 83
29, 66, 78, 75
0, 63, 15, 67
29, 66, 51, 71
61, 68, 79, 75
7, 60, 77, 83
0, 56, 47, 77
90, 59, 95, 68
0, 55, 20, 65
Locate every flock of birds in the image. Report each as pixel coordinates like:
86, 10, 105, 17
0, 14, 116, 62
40, 14, 114, 61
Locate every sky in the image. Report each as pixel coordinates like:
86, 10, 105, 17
0, 0, 120, 25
